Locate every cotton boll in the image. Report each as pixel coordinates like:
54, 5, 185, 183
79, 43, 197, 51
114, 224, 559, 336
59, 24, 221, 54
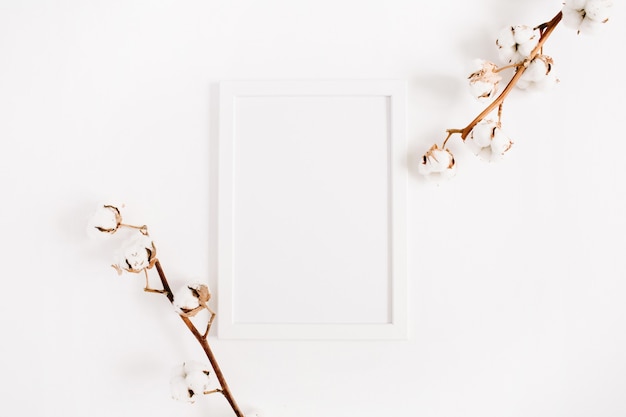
469, 121, 495, 148
418, 145, 456, 184
517, 55, 558, 92
586, 0, 612, 21
495, 27, 517, 64
122, 241, 149, 270
182, 362, 211, 396
418, 145, 456, 177
173, 283, 211, 316
468, 59, 501, 101
170, 375, 194, 403
562, 0, 612, 34
514, 26, 540, 59
185, 369, 211, 395
490, 130, 514, 160
523, 58, 550, 82
469, 80, 494, 101
466, 121, 494, 158
496, 25, 540, 64
430, 149, 454, 170
512, 25, 537, 45
425, 149, 454, 173
496, 45, 518, 65
86, 204, 122, 239
562, 7, 585, 30
466, 120, 513, 162
170, 361, 212, 403
114, 232, 157, 273
516, 40, 537, 60
173, 285, 201, 313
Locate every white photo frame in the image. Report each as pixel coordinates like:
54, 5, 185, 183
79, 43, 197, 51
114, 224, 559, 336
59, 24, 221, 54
218, 80, 407, 340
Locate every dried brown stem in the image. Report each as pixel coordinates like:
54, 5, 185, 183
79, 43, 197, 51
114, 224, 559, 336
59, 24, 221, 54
444, 10, 563, 145
153, 260, 245, 417
120, 223, 148, 233
202, 306, 217, 339
141, 268, 166, 293
495, 63, 523, 73
204, 388, 223, 395
443, 129, 463, 147
143, 287, 167, 294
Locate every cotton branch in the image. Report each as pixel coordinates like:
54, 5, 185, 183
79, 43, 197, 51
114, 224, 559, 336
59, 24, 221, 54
455, 10, 563, 142
153, 260, 245, 417
416, 0, 614, 181
87, 204, 245, 416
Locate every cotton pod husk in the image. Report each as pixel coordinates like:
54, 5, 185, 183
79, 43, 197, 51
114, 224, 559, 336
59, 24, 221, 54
468, 59, 502, 101
173, 283, 211, 316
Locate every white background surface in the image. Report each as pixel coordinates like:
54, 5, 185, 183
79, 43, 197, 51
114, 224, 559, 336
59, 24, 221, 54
1, 1, 625, 416
230, 92, 391, 325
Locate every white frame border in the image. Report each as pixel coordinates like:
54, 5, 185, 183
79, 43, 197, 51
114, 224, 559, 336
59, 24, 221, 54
218, 79, 408, 340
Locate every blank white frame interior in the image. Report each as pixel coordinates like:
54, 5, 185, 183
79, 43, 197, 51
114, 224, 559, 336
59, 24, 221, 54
218, 80, 407, 340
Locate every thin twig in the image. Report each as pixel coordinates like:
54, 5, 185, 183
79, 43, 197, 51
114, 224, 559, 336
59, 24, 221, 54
495, 63, 523, 73
203, 308, 217, 339
119, 223, 148, 232
204, 388, 223, 395
443, 129, 463, 147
